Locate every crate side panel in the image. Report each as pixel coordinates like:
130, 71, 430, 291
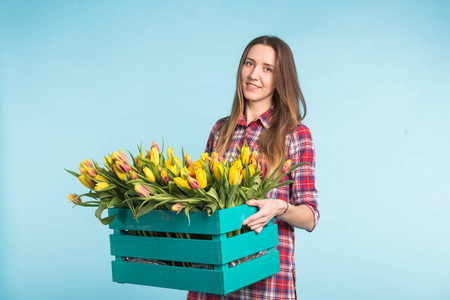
108, 208, 221, 234
217, 205, 258, 234
221, 224, 278, 263
222, 250, 281, 295
110, 234, 222, 264
112, 261, 224, 294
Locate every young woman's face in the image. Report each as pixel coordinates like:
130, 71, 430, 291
241, 44, 276, 105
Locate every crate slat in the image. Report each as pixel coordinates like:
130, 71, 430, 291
108, 205, 258, 234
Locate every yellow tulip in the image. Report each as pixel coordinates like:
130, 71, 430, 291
180, 167, 190, 180
79, 174, 95, 189
95, 174, 108, 182
195, 168, 207, 189
241, 146, 250, 165
174, 177, 191, 189
232, 159, 243, 170
228, 166, 241, 185
143, 167, 156, 182
188, 160, 204, 173
151, 140, 160, 153
129, 170, 138, 180
200, 152, 209, 161
174, 156, 182, 168
158, 167, 170, 183
167, 165, 178, 176
94, 182, 109, 191
167, 147, 175, 162
250, 150, 258, 168
104, 156, 112, 166
213, 163, 224, 180
149, 147, 159, 166
112, 164, 127, 181
243, 164, 255, 180
135, 152, 145, 168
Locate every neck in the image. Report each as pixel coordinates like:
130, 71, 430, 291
245, 100, 272, 125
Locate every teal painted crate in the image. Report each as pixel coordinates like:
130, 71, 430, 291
108, 205, 280, 295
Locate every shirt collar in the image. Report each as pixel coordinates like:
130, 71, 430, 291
237, 105, 274, 128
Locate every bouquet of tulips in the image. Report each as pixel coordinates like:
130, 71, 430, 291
66, 140, 304, 228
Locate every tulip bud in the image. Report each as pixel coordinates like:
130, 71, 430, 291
167, 147, 175, 162
79, 174, 95, 189
167, 165, 178, 176
111, 150, 128, 163
158, 167, 170, 183
112, 164, 127, 181
243, 164, 255, 180
200, 152, 209, 161
135, 152, 145, 168
151, 140, 160, 153
143, 167, 156, 182
180, 168, 190, 180
94, 182, 109, 191
241, 146, 250, 165
104, 156, 112, 167
195, 168, 207, 189
79, 163, 97, 178
185, 154, 193, 167
95, 174, 108, 182
213, 163, 224, 180
129, 170, 138, 180
187, 177, 200, 190
282, 159, 292, 174
83, 159, 93, 168
134, 184, 150, 197
188, 160, 204, 173
171, 203, 182, 212
250, 151, 258, 168
68, 193, 81, 204
232, 159, 243, 170
228, 166, 241, 185
174, 177, 191, 189
115, 160, 131, 173
149, 147, 160, 166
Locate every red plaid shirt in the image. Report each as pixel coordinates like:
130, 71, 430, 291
187, 106, 319, 300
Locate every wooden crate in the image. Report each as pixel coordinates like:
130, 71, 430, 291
108, 205, 280, 295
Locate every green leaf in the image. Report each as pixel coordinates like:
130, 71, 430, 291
65, 168, 80, 178
135, 201, 159, 219
94, 201, 117, 225
107, 197, 124, 208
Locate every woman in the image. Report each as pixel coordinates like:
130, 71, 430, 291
188, 36, 319, 300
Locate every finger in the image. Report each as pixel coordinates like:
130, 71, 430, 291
246, 199, 261, 207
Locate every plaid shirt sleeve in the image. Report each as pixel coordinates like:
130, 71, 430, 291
287, 124, 320, 231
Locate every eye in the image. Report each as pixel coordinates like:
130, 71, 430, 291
245, 61, 253, 67
264, 67, 272, 72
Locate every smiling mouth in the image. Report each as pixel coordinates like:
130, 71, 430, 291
246, 82, 260, 89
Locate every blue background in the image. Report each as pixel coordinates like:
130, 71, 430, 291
1, 1, 449, 299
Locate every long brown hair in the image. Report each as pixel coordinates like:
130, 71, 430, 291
216, 36, 307, 175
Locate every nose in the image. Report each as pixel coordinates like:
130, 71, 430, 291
248, 66, 261, 80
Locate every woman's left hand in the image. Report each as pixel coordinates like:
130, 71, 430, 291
242, 199, 286, 233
